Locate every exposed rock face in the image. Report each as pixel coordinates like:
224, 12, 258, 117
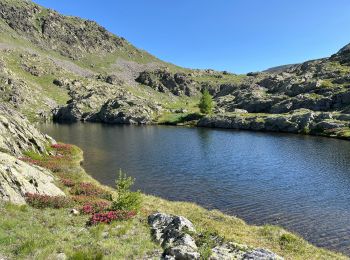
0, 103, 63, 205
0, 151, 64, 205
96, 96, 157, 124
52, 80, 161, 124
0, 104, 54, 156
148, 213, 283, 260
136, 70, 200, 97
198, 109, 350, 137
0, 0, 126, 58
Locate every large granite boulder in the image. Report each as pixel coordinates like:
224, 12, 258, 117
0, 152, 64, 204
0, 104, 54, 156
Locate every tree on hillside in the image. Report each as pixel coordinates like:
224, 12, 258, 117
199, 89, 213, 114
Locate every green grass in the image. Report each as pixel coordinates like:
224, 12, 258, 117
191, 72, 247, 86
1, 50, 71, 121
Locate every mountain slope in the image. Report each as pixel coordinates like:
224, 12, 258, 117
0, 0, 349, 140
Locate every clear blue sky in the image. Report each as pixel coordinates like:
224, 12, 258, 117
33, 0, 350, 73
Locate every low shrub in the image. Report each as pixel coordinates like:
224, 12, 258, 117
60, 177, 75, 187
20, 157, 61, 172
25, 193, 72, 209
87, 210, 136, 226
111, 171, 142, 212
81, 201, 111, 214
71, 182, 112, 200
51, 143, 73, 150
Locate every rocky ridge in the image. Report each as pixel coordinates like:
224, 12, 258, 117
0, 0, 126, 59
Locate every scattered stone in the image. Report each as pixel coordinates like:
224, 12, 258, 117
55, 253, 67, 260
243, 248, 283, 260
70, 209, 80, 216
148, 213, 283, 260
148, 213, 199, 259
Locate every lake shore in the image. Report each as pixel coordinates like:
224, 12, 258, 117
1, 143, 347, 259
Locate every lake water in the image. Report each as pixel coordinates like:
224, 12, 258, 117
40, 123, 350, 255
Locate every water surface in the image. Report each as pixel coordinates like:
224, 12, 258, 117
40, 123, 350, 255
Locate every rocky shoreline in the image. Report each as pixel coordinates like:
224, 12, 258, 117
197, 109, 350, 140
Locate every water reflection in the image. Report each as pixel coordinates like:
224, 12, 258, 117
40, 123, 350, 255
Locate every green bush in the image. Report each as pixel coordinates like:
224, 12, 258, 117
111, 170, 142, 212
199, 89, 214, 114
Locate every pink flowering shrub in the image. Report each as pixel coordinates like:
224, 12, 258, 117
70, 182, 112, 200
87, 210, 136, 225
51, 143, 73, 150
81, 201, 111, 214
60, 177, 75, 187
25, 193, 72, 209
20, 157, 61, 172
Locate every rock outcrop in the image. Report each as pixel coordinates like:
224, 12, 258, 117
0, 151, 65, 204
0, 103, 63, 205
148, 213, 283, 260
0, 104, 54, 156
148, 213, 200, 259
52, 80, 161, 124
0, 0, 126, 59
198, 109, 350, 138
136, 70, 201, 97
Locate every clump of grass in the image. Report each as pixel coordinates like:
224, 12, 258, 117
68, 249, 104, 260
320, 80, 334, 88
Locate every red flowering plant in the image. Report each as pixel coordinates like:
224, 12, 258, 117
25, 193, 72, 209
51, 143, 73, 150
70, 182, 112, 201
20, 143, 76, 173
81, 201, 111, 214
20, 157, 61, 172
60, 177, 75, 187
87, 210, 136, 226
